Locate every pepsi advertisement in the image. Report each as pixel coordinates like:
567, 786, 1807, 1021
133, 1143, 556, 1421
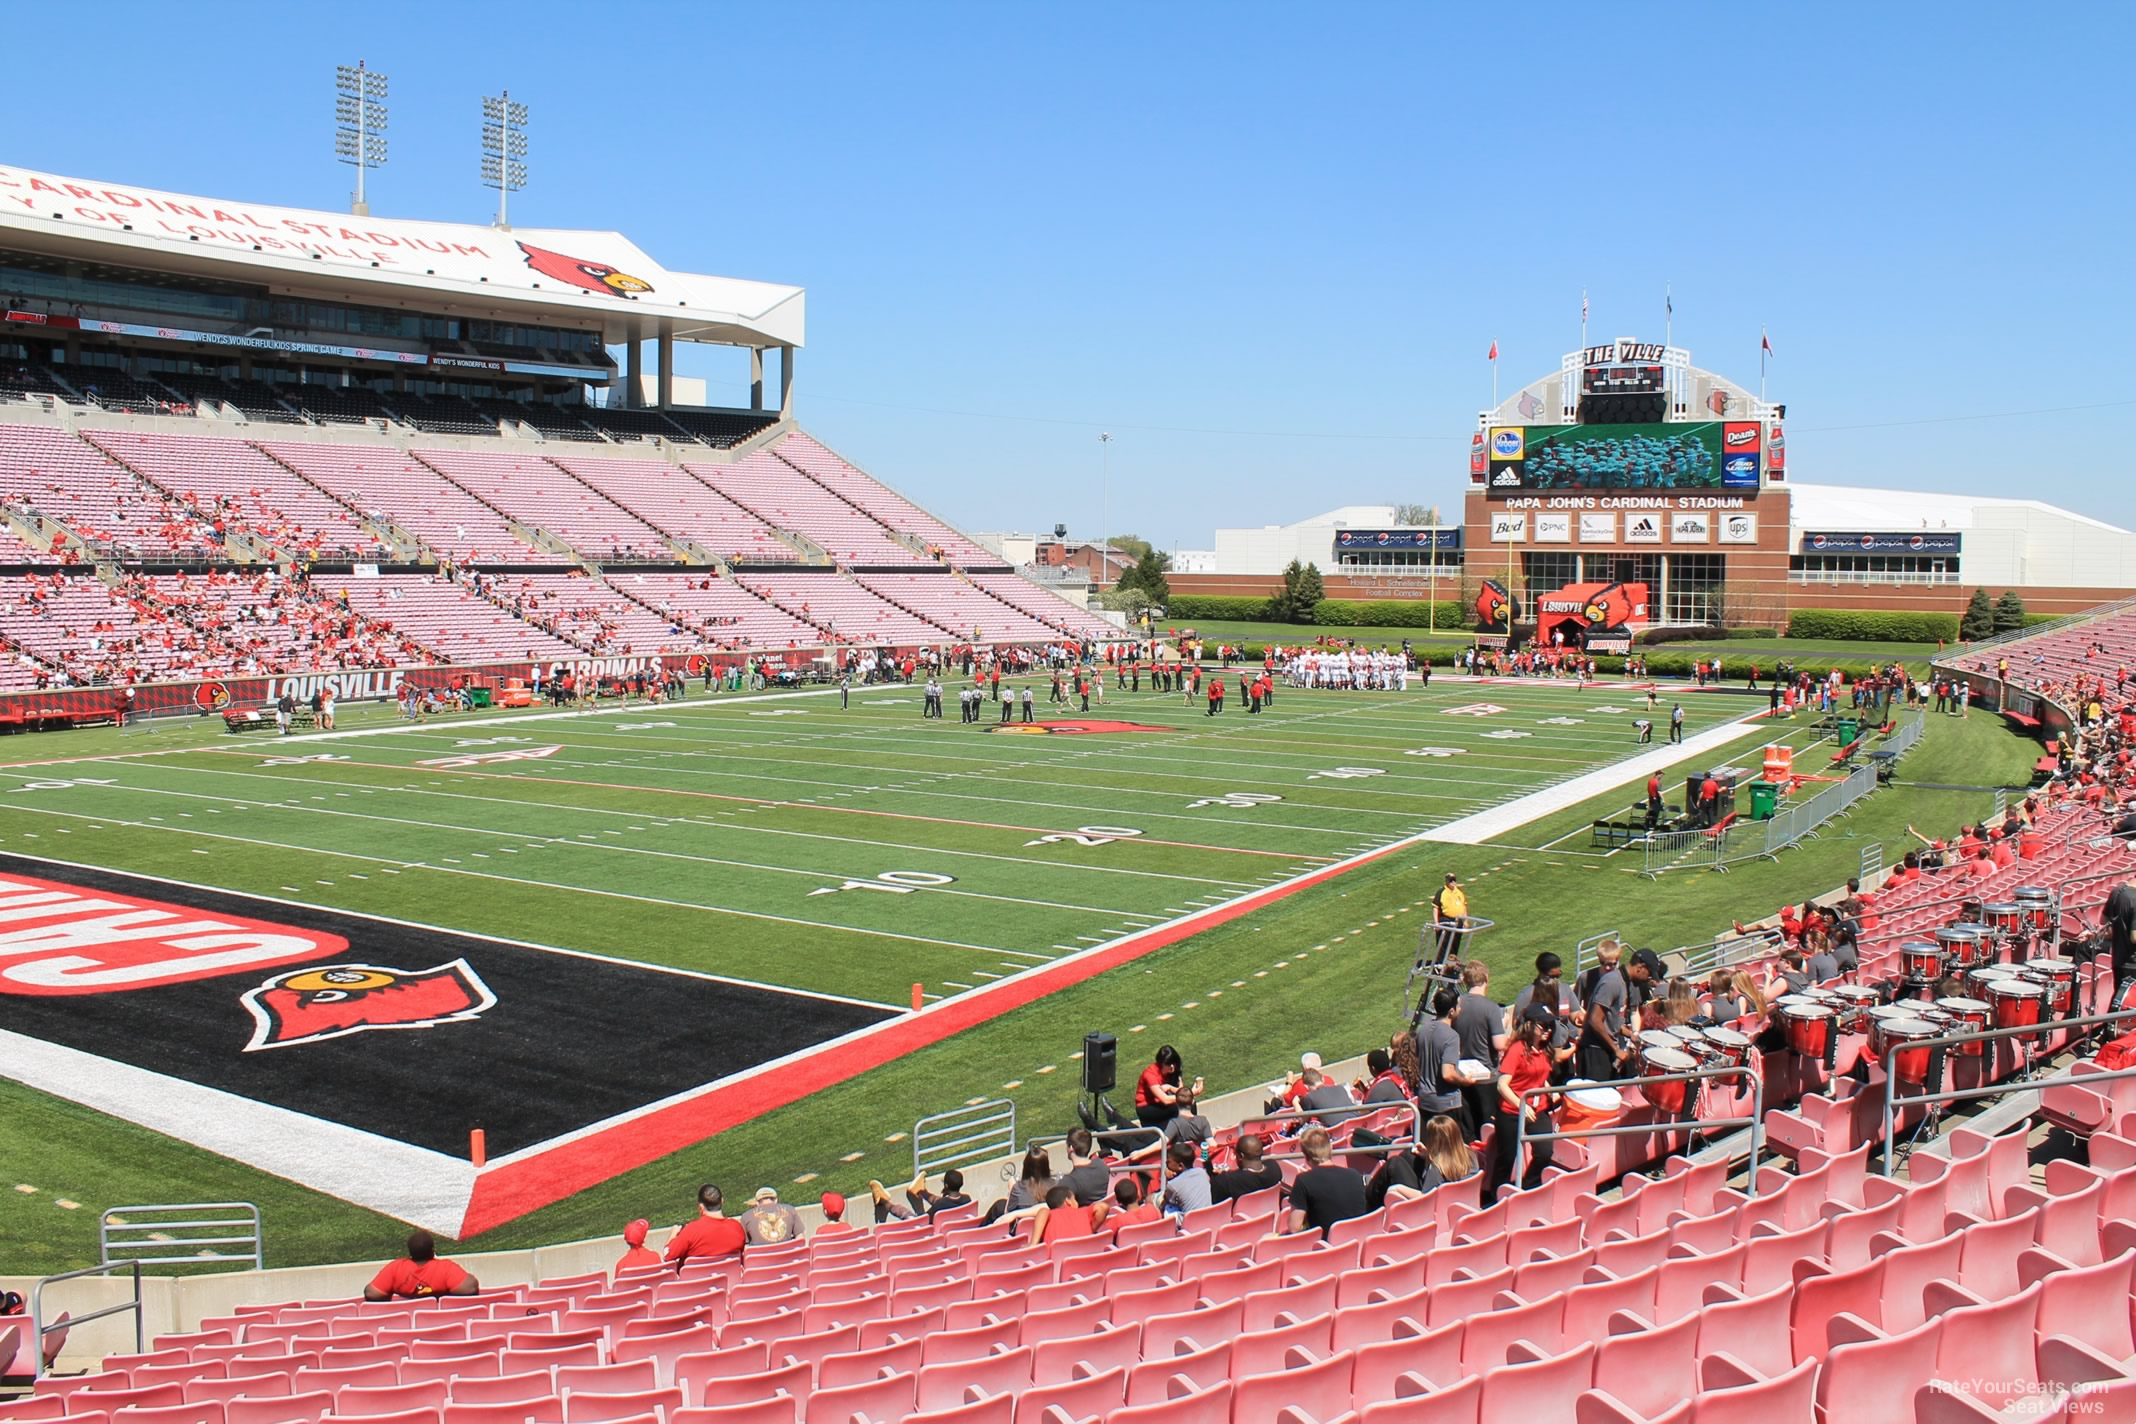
1334, 529, 1462, 550
1482, 421, 1747, 494
1802, 531, 1963, 554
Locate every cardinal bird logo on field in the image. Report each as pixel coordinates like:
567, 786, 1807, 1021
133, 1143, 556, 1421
516, 242, 654, 299
987, 719, 1176, 736
240, 961, 496, 1052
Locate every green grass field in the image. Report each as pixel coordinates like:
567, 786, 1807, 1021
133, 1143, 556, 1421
0, 675, 2038, 1272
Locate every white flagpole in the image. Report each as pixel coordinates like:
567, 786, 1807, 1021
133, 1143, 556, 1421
1580, 290, 1588, 352
1491, 344, 1498, 410
1665, 283, 1672, 349
1760, 326, 1768, 402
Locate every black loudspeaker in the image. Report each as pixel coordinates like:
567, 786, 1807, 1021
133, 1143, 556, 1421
1082, 1032, 1118, 1094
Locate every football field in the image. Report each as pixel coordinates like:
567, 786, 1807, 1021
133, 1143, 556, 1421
0, 673, 1775, 1245
0, 677, 1747, 1008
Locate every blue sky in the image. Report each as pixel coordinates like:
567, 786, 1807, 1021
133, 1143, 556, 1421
6, 3, 2132, 549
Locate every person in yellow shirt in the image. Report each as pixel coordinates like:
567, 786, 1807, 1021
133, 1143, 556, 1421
1432, 873, 1470, 963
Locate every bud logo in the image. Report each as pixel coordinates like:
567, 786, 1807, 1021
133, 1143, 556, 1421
1490, 428, 1525, 459
0, 871, 344, 996
1723, 455, 1757, 476
240, 960, 496, 1051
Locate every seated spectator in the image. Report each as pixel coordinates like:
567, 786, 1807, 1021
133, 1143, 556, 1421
1296, 1067, 1362, 1127
1030, 1183, 1096, 1247
816, 1192, 857, 1237
614, 1219, 659, 1274
665, 1184, 747, 1266
997, 1144, 1055, 1219
365, 1229, 478, 1300
1162, 1090, 1214, 1147
1210, 1132, 1284, 1204
1367, 1115, 1477, 1209
1354, 1047, 1408, 1104
1097, 1176, 1164, 1236
1284, 1127, 1369, 1238
737, 1187, 803, 1245
868, 1169, 972, 1224
1135, 1044, 1202, 1128
1160, 1139, 1213, 1215
1059, 1128, 1112, 1206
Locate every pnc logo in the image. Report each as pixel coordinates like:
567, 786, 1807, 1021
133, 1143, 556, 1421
240, 960, 496, 1051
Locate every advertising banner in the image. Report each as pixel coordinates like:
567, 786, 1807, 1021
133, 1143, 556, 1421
1578, 513, 1617, 542
1333, 529, 1462, 550
1622, 511, 1664, 543
1484, 421, 1736, 494
1802, 531, 1962, 553
1533, 513, 1572, 543
1717, 512, 1760, 544
1721, 450, 1761, 489
1469, 431, 1487, 479
1489, 513, 1527, 543
1670, 513, 1711, 543
1722, 422, 1762, 453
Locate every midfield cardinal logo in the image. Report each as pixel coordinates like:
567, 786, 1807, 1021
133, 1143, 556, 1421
516, 242, 654, 299
988, 719, 1176, 736
240, 961, 496, 1052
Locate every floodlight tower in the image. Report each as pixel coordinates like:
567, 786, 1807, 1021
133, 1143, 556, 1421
334, 60, 389, 217
481, 91, 529, 230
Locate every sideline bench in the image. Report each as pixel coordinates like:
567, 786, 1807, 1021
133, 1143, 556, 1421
1828, 735, 1868, 767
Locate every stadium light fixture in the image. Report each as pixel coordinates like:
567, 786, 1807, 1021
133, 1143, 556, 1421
335, 60, 389, 217
481, 91, 530, 230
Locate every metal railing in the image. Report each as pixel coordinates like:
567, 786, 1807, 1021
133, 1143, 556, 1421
101, 1201, 262, 1270
1878, 1005, 2136, 1174
913, 1101, 1017, 1180
1861, 842, 1886, 885
1235, 1100, 1426, 1152
1513, 1061, 1767, 1197
1404, 916, 1495, 1025
1675, 926, 1785, 979
31, 1260, 142, 1379
1569, 930, 1627, 984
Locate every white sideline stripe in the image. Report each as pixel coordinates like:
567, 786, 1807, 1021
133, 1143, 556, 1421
1416, 712, 1770, 843
0, 1027, 476, 1235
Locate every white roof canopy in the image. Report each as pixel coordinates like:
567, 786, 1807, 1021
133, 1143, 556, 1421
0, 163, 803, 350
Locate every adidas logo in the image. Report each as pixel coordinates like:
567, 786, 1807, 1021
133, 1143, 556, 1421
1490, 469, 1520, 487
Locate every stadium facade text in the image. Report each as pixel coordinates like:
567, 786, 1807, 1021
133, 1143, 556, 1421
1497, 495, 1749, 511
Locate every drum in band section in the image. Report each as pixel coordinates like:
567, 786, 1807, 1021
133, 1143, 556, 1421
1899, 941, 1946, 981
1667, 1024, 1717, 1062
1967, 963, 2022, 998
2014, 886, 2053, 932
1984, 978, 2048, 1042
1638, 1030, 1680, 1061
1781, 1001, 1837, 1060
1983, 902, 2025, 936
2019, 959, 2076, 1016
1871, 1016, 1943, 1084
1639, 1047, 1700, 1114
1826, 984, 1881, 1034
1933, 996, 1991, 1056
1935, 925, 1989, 970
1702, 1027, 1753, 1066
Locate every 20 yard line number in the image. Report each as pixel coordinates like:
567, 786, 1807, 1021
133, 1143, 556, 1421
1024, 824, 1144, 848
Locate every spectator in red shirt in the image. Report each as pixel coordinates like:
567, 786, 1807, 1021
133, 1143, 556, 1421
1134, 1044, 1202, 1129
614, 1219, 660, 1274
664, 1184, 747, 1267
364, 1230, 478, 1300
815, 1193, 858, 1237
1097, 1176, 1163, 1236
1699, 775, 1721, 828
1968, 847, 1999, 880
1483, 1005, 1564, 1202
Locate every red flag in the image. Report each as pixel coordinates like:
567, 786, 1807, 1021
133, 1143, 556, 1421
1761, 329, 1773, 355
1487, 340, 1498, 361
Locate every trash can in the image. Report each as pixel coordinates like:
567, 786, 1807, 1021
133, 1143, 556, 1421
469, 687, 494, 709
1837, 717, 1859, 745
1748, 781, 1779, 821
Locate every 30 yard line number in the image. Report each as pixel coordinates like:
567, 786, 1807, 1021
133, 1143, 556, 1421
807, 871, 957, 897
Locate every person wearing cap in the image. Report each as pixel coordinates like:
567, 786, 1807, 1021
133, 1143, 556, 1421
1431, 873, 1469, 963
816, 1192, 858, 1237
614, 1220, 660, 1273
737, 1187, 804, 1245
1483, 1005, 1563, 1201
1579, 947, 1662, 1080
1412, 987, 1472, 1137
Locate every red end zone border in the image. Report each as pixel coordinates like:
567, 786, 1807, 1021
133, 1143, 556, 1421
459, 833, 1419, 1235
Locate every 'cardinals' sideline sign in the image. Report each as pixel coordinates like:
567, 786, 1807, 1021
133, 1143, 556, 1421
0, 855, 891, 1234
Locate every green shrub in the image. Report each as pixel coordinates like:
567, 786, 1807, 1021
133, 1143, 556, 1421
1310, 599, 1468, 629
1783, 609, 1958, 643
1164, 595, 1278, 622
1636, 625, 1725, 646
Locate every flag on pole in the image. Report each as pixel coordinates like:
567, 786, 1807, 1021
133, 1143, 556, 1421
1580, 293, 1588, 323
1761, 328, 1772, 355
1665, 290, 1673, 319
1487, 340, 1498, 361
